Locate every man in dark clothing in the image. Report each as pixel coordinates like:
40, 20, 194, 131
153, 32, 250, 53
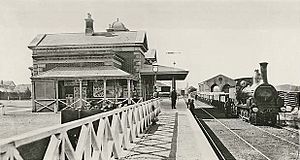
171, 89, 177, 109
189, 99, 195, 114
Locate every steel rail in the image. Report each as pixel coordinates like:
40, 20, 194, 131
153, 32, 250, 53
275, 124, 299, 134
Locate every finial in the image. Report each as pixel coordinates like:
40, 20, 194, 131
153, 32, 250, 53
87, 13, 91, 19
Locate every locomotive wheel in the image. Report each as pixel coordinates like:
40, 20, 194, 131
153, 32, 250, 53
240, 109, 243, 119
269, 114, 277, 126
249, 112, 257, 124
235, 106, 239, 118
243, 109, 250, 122
230, 105, 234, 115
236, 107, 239, 117
241, 109, 247, 120
224, 102, 230, 118
245, 110, 250, 122
242, 110, 245, 119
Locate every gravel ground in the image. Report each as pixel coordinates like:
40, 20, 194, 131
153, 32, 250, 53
257, 126, 299, 145
0, 100, 31, 108
0, 100, 60, 140
194, 100, 300, 160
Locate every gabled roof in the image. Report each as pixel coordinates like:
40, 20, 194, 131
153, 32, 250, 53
0, 80, 16, 87
32, 66, 134, 79
28, 31, 148, 49
199, 74, 235, 84
145, 49, 157, 60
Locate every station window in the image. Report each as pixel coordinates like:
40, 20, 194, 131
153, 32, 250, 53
35, 81, 55, 99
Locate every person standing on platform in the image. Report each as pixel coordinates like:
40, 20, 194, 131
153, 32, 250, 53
171, 89, 177, 109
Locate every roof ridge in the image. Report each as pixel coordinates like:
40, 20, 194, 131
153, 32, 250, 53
45, 30, 142, 35
45, 32, 85, 35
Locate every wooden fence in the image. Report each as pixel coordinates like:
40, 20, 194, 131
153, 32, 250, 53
34, 97, 144, 112
0, 98, 160, 160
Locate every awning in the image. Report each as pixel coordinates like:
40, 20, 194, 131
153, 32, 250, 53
32, 66, 135, 80
140, 64, 189, 80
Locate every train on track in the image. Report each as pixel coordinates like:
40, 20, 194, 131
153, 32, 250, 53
196, 62, 285, 125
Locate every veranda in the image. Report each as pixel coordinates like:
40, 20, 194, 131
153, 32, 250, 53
31, 67, 141, 112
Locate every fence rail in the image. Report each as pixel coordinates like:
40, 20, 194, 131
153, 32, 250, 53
34, 97, 144, 112
0, 98, 161, 160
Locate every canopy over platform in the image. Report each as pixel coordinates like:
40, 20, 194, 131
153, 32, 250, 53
32, 66, 134, 80
140, 64, 188, 80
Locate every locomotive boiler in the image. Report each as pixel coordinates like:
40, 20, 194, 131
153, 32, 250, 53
230, 62, 284, 125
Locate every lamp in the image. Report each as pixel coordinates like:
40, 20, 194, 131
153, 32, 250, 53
152, 62, 158, 73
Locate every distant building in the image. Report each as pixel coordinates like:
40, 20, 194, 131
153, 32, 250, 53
0, 82, 31, 100
198, 74, 235, 93
14, 84, 31, 92
0, 80, 16, 91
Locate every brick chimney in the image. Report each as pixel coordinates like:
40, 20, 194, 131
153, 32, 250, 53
85, 13, 94, 36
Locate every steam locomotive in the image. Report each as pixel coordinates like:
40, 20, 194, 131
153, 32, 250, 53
197, 62, 285, 125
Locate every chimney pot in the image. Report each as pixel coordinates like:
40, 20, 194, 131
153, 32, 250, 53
85, 13, 94, 36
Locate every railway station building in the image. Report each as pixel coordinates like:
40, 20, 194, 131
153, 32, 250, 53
28, 14, 188, 112
198, 74, 235, 93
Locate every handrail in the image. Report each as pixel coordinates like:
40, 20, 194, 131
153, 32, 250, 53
0, 98, 161, 160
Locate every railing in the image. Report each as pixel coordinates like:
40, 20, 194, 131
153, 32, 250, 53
34, 97, 144, 112
0, 98, 161, 160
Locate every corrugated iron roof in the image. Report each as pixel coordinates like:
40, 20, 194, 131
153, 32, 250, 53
32, 66, 133, 79
140, 64, 188, 80
28, 31, 146, 48
141, 64, 188, 74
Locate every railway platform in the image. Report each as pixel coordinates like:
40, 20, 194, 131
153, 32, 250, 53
120, 98, 219, 160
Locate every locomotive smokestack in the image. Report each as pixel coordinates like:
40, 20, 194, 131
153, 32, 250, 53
260, 62, 268, 84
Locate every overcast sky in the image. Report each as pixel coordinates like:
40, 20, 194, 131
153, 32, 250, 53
1, 0, 300, 87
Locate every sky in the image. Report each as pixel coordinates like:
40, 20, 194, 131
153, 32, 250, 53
1, 0, 300, 88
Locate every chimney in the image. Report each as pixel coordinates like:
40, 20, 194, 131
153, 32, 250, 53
85, 13, 94, 36
259, 62, 268, 84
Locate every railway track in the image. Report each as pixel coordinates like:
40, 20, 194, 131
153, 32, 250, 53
276, 124, 299, 134
193, 100, 300, 160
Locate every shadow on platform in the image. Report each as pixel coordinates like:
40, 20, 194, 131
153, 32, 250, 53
121, 109, 178, 160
